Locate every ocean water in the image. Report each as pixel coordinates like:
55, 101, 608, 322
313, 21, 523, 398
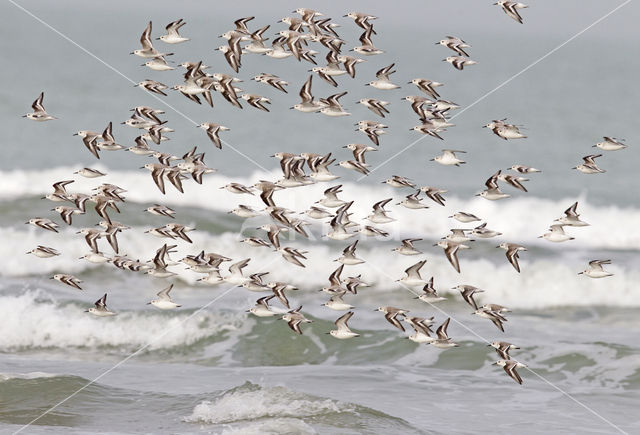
2, 0, 640, 434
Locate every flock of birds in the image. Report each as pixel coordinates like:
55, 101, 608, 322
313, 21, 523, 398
22, 4, 625, 386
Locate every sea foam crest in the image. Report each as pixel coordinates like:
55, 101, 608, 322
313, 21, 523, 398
183, 382, 350, 425
0, 290, 251, 350
6, 227, 640, 308
5, 166, 640, 249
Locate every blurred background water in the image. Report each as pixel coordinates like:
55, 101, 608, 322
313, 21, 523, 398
1, 1, 639, 433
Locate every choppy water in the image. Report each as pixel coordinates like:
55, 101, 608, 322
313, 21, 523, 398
2, 0, 640, 433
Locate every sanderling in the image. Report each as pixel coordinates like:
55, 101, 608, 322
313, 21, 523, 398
416, 277, 446, 303
198, 123, 230, 149
488, 341, 520, 360
74, 168, 106, 178
148, 284, 181, 309
397, 260, 427, 286
573, 154, 606, 174
145, 204, 176, 219
357, 98, 390, 117
393, 238, 422, 256
484, 119, 526, 140
382, 175, 415, 188
408, 78, 444, 99
495, 359, 526, 384
320, 91, 350, 116
85, 293, 116, 316
366, 64, 399, 90
554, 202, 589, 226
473, 307, 507, 332
430, 318, 459, 349
351, 27, 384, 56
292, 76, 325, 113
431, 149, 466, 166
443, 56, 477, 70
367, 198, 395, 224
51, 274, 83, 290
539, 224, 574, 243
142, 56, 174, 71
471, 223, 502, 238
454, 284, 484, 310
26, 217, 59, 233
328, 311, 359, 339
594, 136, 627, 151
434, 240, 468, 273
131, 22, 173, 58
477, 170, 510, 200
157, 18, 189, 44
420, 186, 448, 206
336, 240, 365, 265
578, 259, 613, 278
436, 36, 471, 56
248, 295, 278, 317
397, 191, 429, 209
494, 1, 528, 24
497, 243, 527, 273
23, 92, 56, 121
443, 228, 473, 244
508, 164, 541, 174
376, 306, 408, 331
282, 306, 312, 334
404, 316, 435, 343
449, 212, 481, 223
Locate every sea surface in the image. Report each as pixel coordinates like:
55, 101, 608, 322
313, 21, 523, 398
1, 1, 639, 434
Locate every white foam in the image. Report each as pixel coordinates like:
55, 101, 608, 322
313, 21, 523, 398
184, 383, 349, 425
0, 372, 59, 381
0, 290, 251, 350
6, 166, 640, 250
5, 226, 639, 308
218, 419, 316, 435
